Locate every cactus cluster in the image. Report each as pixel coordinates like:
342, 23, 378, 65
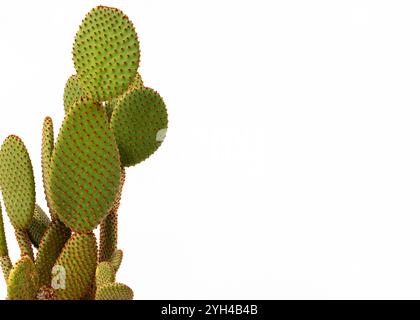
0, 6, 167, 300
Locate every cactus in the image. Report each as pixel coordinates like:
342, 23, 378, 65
0, 5, 167, 300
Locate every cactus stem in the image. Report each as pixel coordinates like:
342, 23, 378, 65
15, 229, 34, 260
99, 168, 125, 262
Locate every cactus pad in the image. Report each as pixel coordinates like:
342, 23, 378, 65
49, 98, 121, 233
28, 205, 50, 248
63, 75, 86, 113
110, 87, 168, 167
41, 117, 58, 220
0, 135, 35, 229
72, 6, 140, 101
35, 220, 71, 287
7, 256, 38, 300
95, 282, 133, 300
95, 262, 115, 288
110, 249, 123, 272
53, 233, 97, 300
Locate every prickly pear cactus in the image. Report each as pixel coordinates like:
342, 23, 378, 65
0, 5, 168, 300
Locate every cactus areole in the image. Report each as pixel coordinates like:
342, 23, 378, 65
0, 6, 168, 300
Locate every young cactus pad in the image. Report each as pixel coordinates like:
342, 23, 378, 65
0, 5, 167, 300
63, 75, 87, 114
111, 87, 168, 167
73, 6, 140, 101
0, 136, 35, 230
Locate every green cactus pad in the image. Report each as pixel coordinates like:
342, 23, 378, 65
72, 6, 140, 101
95, 282, 133, 300
0, 256, 12, 282
35, 220, 71, 287
41, 117, 58, 221
7, 256, 38, 300
63, 75, 86, 113
110, 87, 168, 167
49, 98, 122, 233
0, 135, 35, 229
95, 261, 115, 288
28, 205, 50, 248
53, 233, 97, 300
110, 249, 123, 272
0, 204, 8, 257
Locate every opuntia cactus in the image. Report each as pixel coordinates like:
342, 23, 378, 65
0, 6, 168, 300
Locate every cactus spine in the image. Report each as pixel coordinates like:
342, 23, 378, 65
0, 6, 167, 300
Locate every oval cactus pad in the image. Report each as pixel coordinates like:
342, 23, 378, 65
72, 6, 140, 101
0, 135, 35, 229
52, 233, 97, 300
49, 98, 121, 233
110, 87, 168, 167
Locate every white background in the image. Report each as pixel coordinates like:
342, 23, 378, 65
0, 0, 420, 299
